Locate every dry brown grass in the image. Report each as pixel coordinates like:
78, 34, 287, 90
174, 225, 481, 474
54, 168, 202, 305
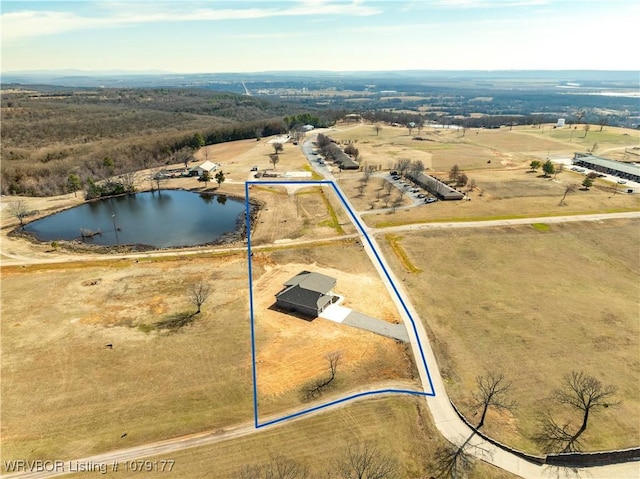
249, 185, 355, 246
194, 135, 310, 181
69, 396, 518, 479
363, 168, 640, 228
1, 238, 415, 466
249, 241, 415, 417
336, 173, 413, 211
1, 254, 253, 463
378, 219, 640, 453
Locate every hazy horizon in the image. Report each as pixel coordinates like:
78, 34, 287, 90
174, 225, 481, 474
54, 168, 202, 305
2, 1, 639, 74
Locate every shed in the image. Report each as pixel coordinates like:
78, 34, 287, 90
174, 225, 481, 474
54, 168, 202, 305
275, 271, 337, 318
196, 161, 218, 176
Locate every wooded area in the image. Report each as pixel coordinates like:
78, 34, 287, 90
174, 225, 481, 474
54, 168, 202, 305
0, 87, 339, 196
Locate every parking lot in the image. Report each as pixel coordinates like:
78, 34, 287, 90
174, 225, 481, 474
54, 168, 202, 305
388, 171, 440, 205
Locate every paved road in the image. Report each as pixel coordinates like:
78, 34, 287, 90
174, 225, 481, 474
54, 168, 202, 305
302, 138, 640, 479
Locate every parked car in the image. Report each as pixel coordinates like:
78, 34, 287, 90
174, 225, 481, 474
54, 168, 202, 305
417, 194, 426, 198
425, 197, 438, 203
390, 170, 398, 176
411, 188, 419, 193
250, 166, 259, 171
392, 176, 401, 180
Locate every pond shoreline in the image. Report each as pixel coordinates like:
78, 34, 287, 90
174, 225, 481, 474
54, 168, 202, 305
9, 188, 263, 254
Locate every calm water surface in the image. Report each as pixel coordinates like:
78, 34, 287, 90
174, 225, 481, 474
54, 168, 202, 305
25, 190, 246, 248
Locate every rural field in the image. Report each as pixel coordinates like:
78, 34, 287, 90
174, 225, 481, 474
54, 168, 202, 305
1, 120, 639, 478
377, 218, 640, 454
251, 243, 417, 418
67, 396, 518, 479
362, 167, 640, 228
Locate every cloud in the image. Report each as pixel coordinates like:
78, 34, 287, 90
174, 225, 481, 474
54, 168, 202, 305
432, 0, 550, 7
1, 0, 382, 41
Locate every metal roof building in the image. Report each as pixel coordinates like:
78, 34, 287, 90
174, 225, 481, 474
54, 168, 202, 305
406, 171, 465, 201
573, 154, 640, 183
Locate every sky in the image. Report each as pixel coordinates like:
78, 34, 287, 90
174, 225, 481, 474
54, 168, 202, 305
2, 0, 639, 73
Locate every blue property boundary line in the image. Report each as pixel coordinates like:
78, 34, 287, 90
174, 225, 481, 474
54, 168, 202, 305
245, 180, 436, 429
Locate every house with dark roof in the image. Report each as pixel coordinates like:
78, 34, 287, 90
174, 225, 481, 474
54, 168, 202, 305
275, 271, 337, 318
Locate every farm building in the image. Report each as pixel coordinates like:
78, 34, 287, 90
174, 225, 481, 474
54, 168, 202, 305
573, 154, 640, 183
406, 172, 465, 200
324, 143, 359, 170
275, 271, 337, 318
195, 161, 219, 177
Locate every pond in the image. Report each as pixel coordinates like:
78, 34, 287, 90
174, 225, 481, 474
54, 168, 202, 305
24, 190, 247, 248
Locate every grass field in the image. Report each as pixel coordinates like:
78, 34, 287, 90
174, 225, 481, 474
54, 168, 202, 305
0, 237, 416, 467
69, 396, 519, 479
250, 239, 416, 418
328, 123, 639, 174
1, 254, 254, 463
378, 219, 640, 453
2, 121, 638, 476
362, 168, 640, 228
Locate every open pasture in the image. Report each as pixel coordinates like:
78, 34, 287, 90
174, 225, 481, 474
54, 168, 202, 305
378, 219, 640, 453
1, 254, 253, 463
249, 184, 356, 245
363, 168, 640, 228
70, 396, 518, 479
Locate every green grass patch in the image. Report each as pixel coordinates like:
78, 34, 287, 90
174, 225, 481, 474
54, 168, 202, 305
370, 207, 640, 229
251, 185, 287, 195
303, 164, 324, 180
385, 234, 421, 273
532, 223, 551, 231
319, 189, 345, 235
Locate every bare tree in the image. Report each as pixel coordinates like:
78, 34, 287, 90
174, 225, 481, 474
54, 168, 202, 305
152, 168, 167, 191
189, 280, 212, 314
336, 441, 398, 479
304, 351, 341, 401
598, 117, 608, 132
467, 178, 477, 192
471, 372, 516, 429
433, 442, 475, 479
384, 180, 394, 196
395, 158, 412, 177
235, 454, 309, 479
362, 164, 375, 184
374, 124, 382, 136
456, 173, 468, 187
534, 371, 619, 453
449, 164, 460, 182
409, 159, 425, 176
553, 163, 564, 179
120, 171, 137, 192
560, 184, 578, 205
8, 200, 31, 228
583, 124, 591, 138
273, 142, 284, 155
269, 153, 280, 170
